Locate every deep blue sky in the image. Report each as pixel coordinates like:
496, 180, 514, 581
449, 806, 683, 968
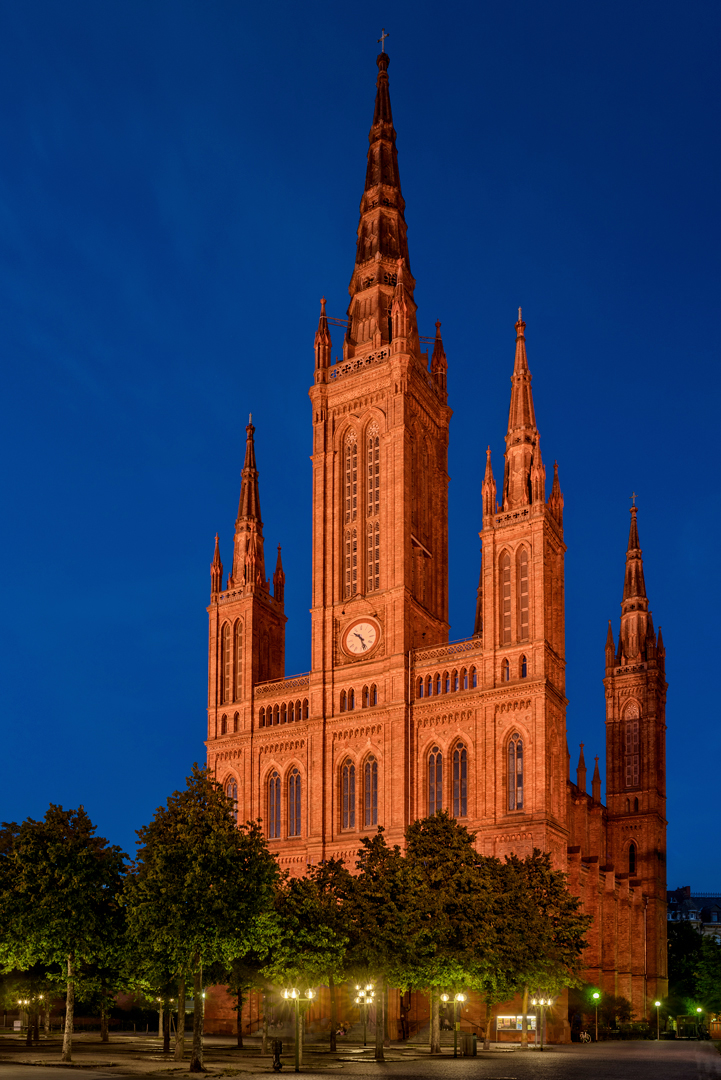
1, 1, 718, 888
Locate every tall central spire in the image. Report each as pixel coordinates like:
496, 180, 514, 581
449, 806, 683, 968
345, 52, 418, 359
618, 505, 654, 662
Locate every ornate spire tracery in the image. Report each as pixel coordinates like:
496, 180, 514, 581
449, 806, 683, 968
231, 418, 267, 591
502, 310, 544, 510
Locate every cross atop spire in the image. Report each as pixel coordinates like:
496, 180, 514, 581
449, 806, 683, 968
377, 27, 389, 52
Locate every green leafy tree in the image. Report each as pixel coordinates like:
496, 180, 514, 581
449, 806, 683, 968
347, 829, 422, 1062
404, 813, 500, 1053
0, 806, 126, 1062
263, 858, 353, 1051
124, 765, 279, 1072
667, 920, 704, 1011
696, 936, 721, 1014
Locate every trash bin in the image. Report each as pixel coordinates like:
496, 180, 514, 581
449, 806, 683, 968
461, 1033, 477, 1056
271, 1038, 283, 1071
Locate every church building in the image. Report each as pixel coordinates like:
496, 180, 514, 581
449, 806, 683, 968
205, 49, 667, 1035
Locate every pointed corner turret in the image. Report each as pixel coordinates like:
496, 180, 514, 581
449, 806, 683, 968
576, 743, 587, 793
210, 533, 223, 599
605, 620, 616, 671
482, 446, 497, 519
473, 550, 483, 638
548, 460, 564, 525
592, 756, 602, 803
314, 297, 332, 381
273, 544, 285, 605
430, 319, 447, 393
503, 309, 542, 511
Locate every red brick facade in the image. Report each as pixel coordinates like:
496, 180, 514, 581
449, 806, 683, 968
206, 52, 667, 1026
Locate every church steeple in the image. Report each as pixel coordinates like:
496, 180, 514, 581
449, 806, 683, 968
345, 51, 418, 357
576, 743, 587, 793
273, 544, 285, 604
314, 297, 331, 381
618, 505, 655, 663
231, 418, 267, 591
503, 310, 544, 510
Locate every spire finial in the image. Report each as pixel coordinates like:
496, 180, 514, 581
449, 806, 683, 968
631, 491, 636, 507
320, 297, 326, 313
515, 307, 526, 337
377, 27, 389, 52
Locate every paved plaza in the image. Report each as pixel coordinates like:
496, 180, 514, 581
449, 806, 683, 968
1, 1034, 720, 1080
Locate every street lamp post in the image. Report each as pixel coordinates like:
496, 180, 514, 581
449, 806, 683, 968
592, 992, 600, 1042
696, 1006, 703, 1038
354, 985, 374, 1047
441, 994, 466, 1058
283, 988, 315, 1073
531, 997, 552, 1051
654, 1001, 661, 1040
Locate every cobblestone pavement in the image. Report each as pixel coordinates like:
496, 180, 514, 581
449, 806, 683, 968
0, 1036, 719, 1080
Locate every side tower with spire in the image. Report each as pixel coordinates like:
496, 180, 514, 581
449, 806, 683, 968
207, 418, 286, 746
604, 506, 668, 1006
475, 310, 568, 865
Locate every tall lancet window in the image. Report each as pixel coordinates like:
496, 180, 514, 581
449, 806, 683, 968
344, 432, 358, 598
342, 760, 356, 829
233, 621, 242, 700
288, 768, 301, 837
364, 756, 378, 826
501, 553, 512, 643
518, 548, 529, 641
366, 426, 380, 592
453, 743, 468, 818
508, 733, 523, 811
428, 746, 443, 815
268, 771, 281, 839
220, 623, 231, 704
624, 702, 640, 787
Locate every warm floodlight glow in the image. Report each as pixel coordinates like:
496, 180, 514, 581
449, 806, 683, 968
697, 1007, 702, 1013
455, 993, 466, 1003
655, 1001, 661, 1007
441, 993, 449, 1002
592, 992, 600, 1000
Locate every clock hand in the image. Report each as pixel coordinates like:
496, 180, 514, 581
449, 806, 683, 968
353, 632, 367, 649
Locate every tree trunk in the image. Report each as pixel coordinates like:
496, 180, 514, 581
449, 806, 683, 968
374, 980, 385, 1063
26, 1006, 33, 1047
521, 987, 528, 1048
62, 956, 74, 1063
329, 975, 337, 1052
483, 999, 490, 1052
175, 977, 186, 1061
236, 987, 243, 1049
190, 960, 204, 1072
261, 1002, 268, 1056
383, 983, 390, 1047
101, 1004, 109, 1043
159, 1003, 164, 1037
430, 988, 441, 1054
163, 1001, 171, 1054
43, 1007, 50, 1035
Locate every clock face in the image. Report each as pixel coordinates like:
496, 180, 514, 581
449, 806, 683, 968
343, 620, 379, 657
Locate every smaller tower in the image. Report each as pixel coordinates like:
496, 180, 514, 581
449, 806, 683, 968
604, 505, 667, 1008
576, 744, 587, 794
207, 420, 286, 743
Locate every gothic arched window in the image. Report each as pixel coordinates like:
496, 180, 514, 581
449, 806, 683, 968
226, 778, 238, 819
520, 655, 528, 678
303, 698, 309, 720
428, 746, 443, 815
280, 703, 287, 724
629, 842, 637, 875
273, 704, 279, 725
508, 733, 524, 811
348, 688, 355, 711
296, 699, 302, 721
220, 715, 227, 736
502, 659, 510, 682
259, 707, 266, 728
233, 712, 239, 733
220, 623, 231, 704
461, 668, 468, 690
268, 771, 281, 839
426, 675, 432, 697
501, 552, 512, 644
634, 797, 639, 812
417, 677, 424, 699
443, 671, 450, 693
364, 755, 378, 827
624, 702, 640, 788
453, 743, 468, 818
362, 685, 369, 708
342, 760, 356, 829
370, 683, 378, 706
344, 433, 358, 598
518, 548, 529, 642
435, 673, 442, 695
366, 426, 381, 593
340, 690, 347, 713
288, 768, 301, 837
234, 620, 242, 700
470, 666, 477, 688
288, 700, 295, 723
